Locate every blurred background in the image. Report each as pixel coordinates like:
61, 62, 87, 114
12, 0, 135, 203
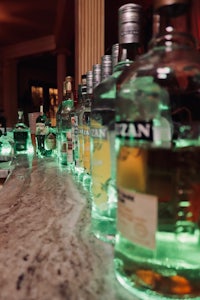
0, 0, 199, 127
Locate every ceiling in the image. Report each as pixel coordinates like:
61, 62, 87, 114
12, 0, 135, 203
0, 0, 198, 62
0, 0, 55, 47
0, 0, 74, 54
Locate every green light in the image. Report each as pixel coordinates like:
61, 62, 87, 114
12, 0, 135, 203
27, 144, 34, 155
1, 144, 12, 155
178, 201, 191, 207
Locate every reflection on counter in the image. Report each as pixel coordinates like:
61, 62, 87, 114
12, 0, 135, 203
0, 154, 134, 300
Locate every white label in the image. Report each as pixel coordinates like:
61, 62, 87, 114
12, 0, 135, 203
67, 131, 73, 163
117, 187, 158, 250
115, 121, 153, 141
153, 117, 172, 144
36, 122, 47, 135
90, 127, 108, 139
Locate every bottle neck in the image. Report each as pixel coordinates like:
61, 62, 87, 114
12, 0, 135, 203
81, 85, 87, 103
118, 43, 142, 63
39, 105, 44, 115
64, 80, 74, 100
66, 99, 74, 108
65, 90, 73, 100
118, 3, 142, 64
73, 89, 78, 109
17, 111, 24, 123
86, 71, 93, 102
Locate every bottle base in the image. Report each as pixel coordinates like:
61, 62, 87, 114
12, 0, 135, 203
82, 173, 91, 190
91, 211, 116, 244
114, 259, 200, 300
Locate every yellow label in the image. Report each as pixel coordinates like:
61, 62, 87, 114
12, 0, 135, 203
117, 146, 147, 192
91, 119, 111, 208
116, 146, 157, 249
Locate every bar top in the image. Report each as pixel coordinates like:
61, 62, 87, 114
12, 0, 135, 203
0, 155, 134, 300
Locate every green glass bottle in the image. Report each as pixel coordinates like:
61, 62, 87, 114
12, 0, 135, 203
90, 3, 142, 243
82, 70, 93, 189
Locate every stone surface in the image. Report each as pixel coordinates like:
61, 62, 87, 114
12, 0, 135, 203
0, 155, 135, 300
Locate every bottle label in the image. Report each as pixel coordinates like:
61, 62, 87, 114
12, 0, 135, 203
66, 130, 73, 163
78, 127, 83, 135
58, 131, 67, 163
91, 120, 113, 209
60, 140, 66, 152
45, 133, 56, 150
115, 121, 153, 141
117, 186, 158, 250
116, 118, 172, 145
90, 127, 108, 139
120, 23, 140, 44
36, 122, 47, 135
83, 124, 90, 173
78, 125, 84, 168
71, 116, 79, 166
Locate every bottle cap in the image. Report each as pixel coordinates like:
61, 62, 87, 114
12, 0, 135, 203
93, 64, 101, 88
118, 3, 142, 44
86, 71, 93, 94
101, 55, 112, 81
112, 44, 119, 72
65, 76, 73, 81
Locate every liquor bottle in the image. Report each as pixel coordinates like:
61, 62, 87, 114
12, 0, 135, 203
90, 3, 142, 243
35, 104, 49, 156
114, 0, 200, 299
56, 76, 75, 167
76, 75, 87, 180
13, 110, 29, 153
0, 111, 13, 159
72, 88, 80, 176
82, 70, 93, 189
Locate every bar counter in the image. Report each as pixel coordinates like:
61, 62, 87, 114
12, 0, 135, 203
0, 154, 134, 300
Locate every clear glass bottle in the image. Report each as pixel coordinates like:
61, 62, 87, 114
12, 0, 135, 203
90, 3, 142, 243
77, 75, 87, 181
82, 70, 93, 189
13, 110, 29, 153
114, 0, 200, 299
56, 76, 75, 167
72, 87, 80, 177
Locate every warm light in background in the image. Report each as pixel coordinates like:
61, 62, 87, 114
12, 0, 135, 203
49, 88, 58, 127
31, 86, 43, 107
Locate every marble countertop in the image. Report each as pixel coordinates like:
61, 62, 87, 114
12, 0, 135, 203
0, 154, 135, 300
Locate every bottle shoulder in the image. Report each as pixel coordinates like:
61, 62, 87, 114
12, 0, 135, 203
93, 72, 122, 103
57, 100, 75, 114
14, 122, 28, 131
36, 115, 47, 123
117, 46, 200, 93
93, 61, 135, 102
